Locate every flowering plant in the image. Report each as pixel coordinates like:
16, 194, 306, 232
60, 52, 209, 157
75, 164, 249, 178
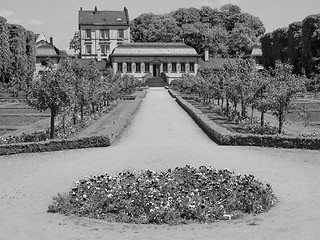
48, 165, 277, 224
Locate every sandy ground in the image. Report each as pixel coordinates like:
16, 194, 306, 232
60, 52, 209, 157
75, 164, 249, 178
1, 88, 320, 240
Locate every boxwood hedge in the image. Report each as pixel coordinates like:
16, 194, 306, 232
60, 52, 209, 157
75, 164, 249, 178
169, 89, 320, 150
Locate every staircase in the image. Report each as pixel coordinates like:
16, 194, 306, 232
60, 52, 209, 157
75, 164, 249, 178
144, 77, 167, 87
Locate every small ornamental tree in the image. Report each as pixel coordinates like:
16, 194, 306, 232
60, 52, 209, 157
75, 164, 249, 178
269, 61, 306, 134
86, 59, 103, 114
28, 64, 72, 139
69, 31, 80, 54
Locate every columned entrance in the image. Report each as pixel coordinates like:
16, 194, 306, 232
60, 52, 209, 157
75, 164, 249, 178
153, 64, 160, 77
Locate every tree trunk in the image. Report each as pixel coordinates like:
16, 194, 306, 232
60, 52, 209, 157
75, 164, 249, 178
91, 102, 95, 114
226, 98, 229, 115
241, 100, 246, 118
50, 108, 55, 139
62, 115, 66, 134
278, 113, 283, 134
260, 111, 265, 128
80, 104, 84, 120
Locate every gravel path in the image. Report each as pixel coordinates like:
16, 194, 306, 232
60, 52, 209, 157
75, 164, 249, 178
0, 88, 320, 240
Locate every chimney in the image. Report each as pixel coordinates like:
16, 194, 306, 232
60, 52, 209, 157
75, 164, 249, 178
204, 48, 209, 61
97, 49, 101, 62
94, 6, 98, 14
80, 7, 82, 11
49, 37, 53, 45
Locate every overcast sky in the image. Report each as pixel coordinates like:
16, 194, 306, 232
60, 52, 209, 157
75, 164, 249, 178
1, 0, 320, 53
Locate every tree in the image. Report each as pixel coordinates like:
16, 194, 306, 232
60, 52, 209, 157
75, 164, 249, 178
28, 64, 72, 139
272, 27, 288, 63
7, 24, 28, 96
147, 15, 181, 42
260, 33, 274, 69
287, 22, 303, 75
302, 14, 320, 77
130, 13, 157, 42
227, 23, 257, 56
85, 59, 103, 113
69, 31, 80, 53
170, 7, 201, 26
25, 30, 36, 88
269, 61, 306, 134
0, 17, 11, 83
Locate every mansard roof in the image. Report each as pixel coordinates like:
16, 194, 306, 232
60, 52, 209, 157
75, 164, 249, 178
111, 43, 199, 57
79, 6, 129, 26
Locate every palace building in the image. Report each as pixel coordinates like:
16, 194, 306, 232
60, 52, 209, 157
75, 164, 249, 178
110, 42, 199, 84
78, 7, 200, 84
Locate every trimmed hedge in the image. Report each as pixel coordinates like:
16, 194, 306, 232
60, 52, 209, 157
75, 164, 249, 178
169, 89, 320, 150
0, 89, 147, 156
0, 136, 110, 156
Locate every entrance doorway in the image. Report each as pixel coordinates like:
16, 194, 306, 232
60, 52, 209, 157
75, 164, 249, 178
153, 64, 160, 77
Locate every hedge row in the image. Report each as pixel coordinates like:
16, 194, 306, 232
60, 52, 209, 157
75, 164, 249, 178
0, 136, 110, 156
169, 89, 320, 150
0, 89, 147, 156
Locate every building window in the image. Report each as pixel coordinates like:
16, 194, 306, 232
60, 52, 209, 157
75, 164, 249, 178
85, 29, 91, 39
163, 63, 168, 72
189, 62, 195, 72
136, 62, 141, 72
172, 62, 177, 72
127, 62, 132, 73
85, 44, 92, 55
100, 29, 110, 39
118, 62, 123, 73
181, 62, 186, 72
118, 29, 124, 39
145, 63, 150, 72
100, 44, 110, 55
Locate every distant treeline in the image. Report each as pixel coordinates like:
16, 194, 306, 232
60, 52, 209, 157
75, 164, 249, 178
261, 14, 320, 77
0, 16, 36, 95
130, 4, 265, 58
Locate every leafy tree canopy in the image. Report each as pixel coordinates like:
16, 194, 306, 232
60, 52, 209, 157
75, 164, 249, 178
130, 4, 265, 58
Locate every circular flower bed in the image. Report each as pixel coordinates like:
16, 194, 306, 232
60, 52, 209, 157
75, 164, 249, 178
48, 165, 277, 224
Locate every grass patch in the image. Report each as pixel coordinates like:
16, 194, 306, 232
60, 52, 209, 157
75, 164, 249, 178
48, 165, 277, 224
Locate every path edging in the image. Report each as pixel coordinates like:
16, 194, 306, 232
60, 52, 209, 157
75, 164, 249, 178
0, 90, 147, 155
169, 89, 320, 150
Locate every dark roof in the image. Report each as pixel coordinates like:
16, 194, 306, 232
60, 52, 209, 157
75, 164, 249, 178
198, 58, 237, 70
36, 40, 68, 58
111, 43, 199, 57
242, 45, 262, 58
36, 40, 60, 58
79, 7, 129, 26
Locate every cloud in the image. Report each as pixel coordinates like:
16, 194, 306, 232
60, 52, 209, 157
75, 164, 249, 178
201, 0, 241, 7
0, 10, 14, 18
218, 0, 240, 6
10, 19, 21, 24
29, 19, 44, 25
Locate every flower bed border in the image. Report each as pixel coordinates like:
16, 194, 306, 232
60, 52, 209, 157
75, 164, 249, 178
169, 89, 320, 150
0, 90, 147, 156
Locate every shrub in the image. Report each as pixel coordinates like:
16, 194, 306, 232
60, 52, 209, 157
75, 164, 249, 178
48, 165, 277, 224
